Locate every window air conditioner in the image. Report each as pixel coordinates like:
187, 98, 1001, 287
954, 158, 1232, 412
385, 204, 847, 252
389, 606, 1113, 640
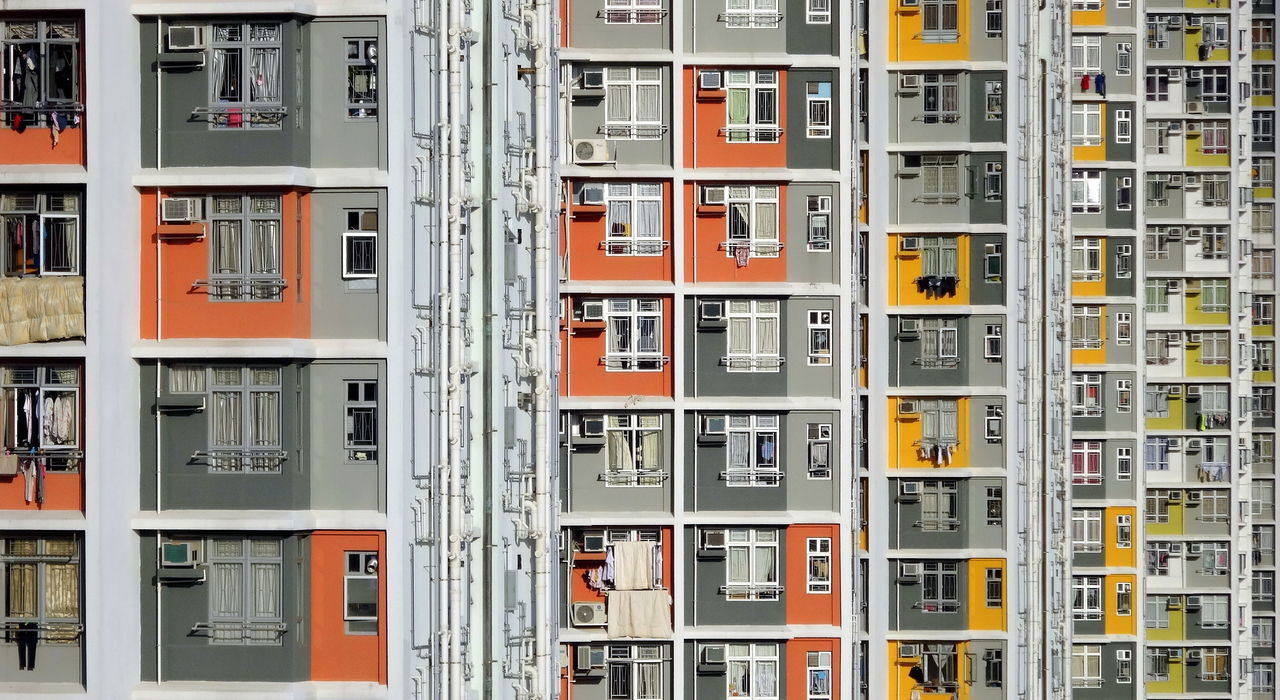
1186, 437, 1203, 451
161, 197, 202, 223
580, 183, 606, 206
699, 71, 723, 90
700, 300, 725, 322
899, 562, 923, 579
1168, 647, 1184, 659
901, 0, 921, 6
1187, 16, 1202, 28
1185, 227, 1203, 241
701, 415, 728, 436
899, 74, 922, 90
898, 318, 921, 335
1188, 333, 1203, 344
580, 415, 605, 438
1168, 384, 1183, 397
572, 602, 608, 627
701, 530, 727, 549
167, 26, 207, 51
898, 400, 920, 415
1186, 385, 1202, 398
159, 539, 202, 567
1186, 491, 1203, 505
582, 531, 607, 552
1168, 16, 1184, 29
1186, 595, 1203, 608
1186, 649, 1201, 663
1187, 68, 1203, 82
580, 300, 606, 321
1185, 174, 1201, 189
1167, 279, 1183, 292
900, 480, 923, 497
899, 644, 923, 658
701, 185, 727, 206
572, 139, 610, 164
900, 236, 923, 251
575, 645, 606, 672
581, 67, 605, 90
1169, 491, 1184, 505
701, 645, 727, 665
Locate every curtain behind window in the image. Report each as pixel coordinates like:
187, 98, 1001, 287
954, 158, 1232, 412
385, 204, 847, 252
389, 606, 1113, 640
44, 563, 79, 619
213, 221, 243, 276
5, 562, 36, 617
249, 48, 280, 103
250, 391, 280, 447
212, 391, 243, 447
607, 429, 633, 473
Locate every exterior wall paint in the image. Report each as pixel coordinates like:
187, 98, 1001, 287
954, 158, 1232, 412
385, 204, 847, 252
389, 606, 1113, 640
139, 533, 310, 682
306, 19, 386, 170
888, 396, 1007, 469
561, 410, 673, 514
560, 295, 674, 398
567, 62, 672, 167
891, 559, 969, 631
139, 190, 312, 340
563, 527, 674, 630
0, 12, 86, 166
887, 314, 1007, 388
0, 361, 85, 512
685, 183, 790, 283
684, 66, 787, 169
784, 183, 840, 285
308, 531, 386, 682
560, 0, 671, 50
685, 527, 785, 626
558, 643, 675, 699
888, 477, 1006, 550
563, 179, 674, 282
684, 639, 788, 699
683, 4, 786, 54
785, 69, 839, 170
308, 189, 387, 340
304, 361, 385, 512
784, 525, 839, 625
891, 152, 1006, 225
889, 71, 1004, 144
784, 0, 837, 55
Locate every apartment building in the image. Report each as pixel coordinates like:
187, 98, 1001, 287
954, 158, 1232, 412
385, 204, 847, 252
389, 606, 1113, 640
555, 2, 852, 698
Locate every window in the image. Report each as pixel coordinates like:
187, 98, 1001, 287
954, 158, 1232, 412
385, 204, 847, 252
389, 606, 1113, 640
1253, 663, 1276, 694
1070, 35, 1102, 76
1, 365, 81, 469
985, 486, 1003, 526
343, 380, 377, 461
1201, 67, 1231, 102
1255, 342, 1275, 371
1071, 373, 1102, 417
984, 406, 1003, 442
920, 479, 958, 532
806, 0, 831, 24
726, 643, 779, 698
605, 298, 663, 370
984, 324, 1003, 360
1146, 596, 1171, 628
1201, 172, 1230, 206
806, 195, 831, 252
603, 0, 664, 24
605, 183, 663, 255
1146, 647, 1170, 681
921, 236, 959, 278
1255, 18, 1276, 51
206, 366, 284, 473
806, 423, 832, 479
605, 66, 663, 139
1071, 170, 1103, 213
1115, 42, 1131, 76
921, 0, 959, 38
607, 645, 665, 699
1200, 279, 1230, 313
921, 73, 959, 124
1255, 434, 1276, 467
1145, 67, 1171, 101
1116, 514, 1132, 548
1201, 542, 1230, 576
723, 0, 781, 29
726, 299, 780, 371
726, 185, 779, 258
1257, 157, 1276, 190
1198, 330, 1230, 367
1200, 595, 1229, 629
207, 194, 284, 301
1114, 109, 1132, 144
1071, 509, 1103, 553
0, 19, 80, 128
1071, 103, 1102, 145
1201, 649, 1229, 682
985, 568, 1002, 607
1254, 525, 1275, 564
342, 209, 378, 279
343, 551, 378, 634
984, 162, 1002, 201
345, 38, 377, 118
805, 310, 832, 366
725, 415, 779, 485
1202, 15, 1229, 45
207, 537, 283, 645
724, 530, 779, 600
1256, 65, 1276, 98
918, 643, 958, 692
1255, 481, 1277, 516
0, 536, 80, 648
984, 243, 1002, 281
1, 191, 82, 278
984, 81, 1002, 120
1115, 177, 1132, 211
1072, 440, 1102, 484
1257, 110, 1276, 143
1254, 617, 1276, 649
1115, 582, 1131, 616
1256, 204, 1276, 238
1144, 384, 1170, 419
805, 82, 831, 137
921, 155, 961, 202
806, 538, 831, 594
1071, 304, 1102, 347
806, 651, 832, 700
1255, 570, 1276, 603
1256, 294, 1275, 325
1071, 645, 1102, 688
605, 414, 664, 486
1258, 250, 1277, 280
1146, 490, 1173, 523
919, 399, 959, 454
1146, 120, 1174, 154
1256, 387, 1277, 419
725, 70, 779, 142
1201, 226, 1229, 260
1115, 313, 1132, 346
209, 22, 285, 129
1116, 448, 1132, 480
1146, 174, 1171, 207
1116, 650, 1132, 684
920, 561, 959, 613
1200, 489, 1230, 523
919, 317, 959, 368
1071, 0, 1100, 9
1072, 576, 1103, 620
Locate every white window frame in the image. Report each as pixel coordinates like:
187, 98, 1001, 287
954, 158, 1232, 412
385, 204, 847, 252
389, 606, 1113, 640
604, 182, 664, 256
726, 299, 781, 372
725, 185, 780, 258
805, 81, 831, 138
806, 423, 832, 479
1071, 510, 1103, 553
725, 415, 780, 486
341, 208, 378, 279
1071, 575, 1103, 621
1071, 169, 1103, 213
1116, 42, 1132, 76
724, 70, 780, 142
1116, 514, 1132, 548
1071, 102, 1102, 146
984, 324, 1003, 360
807, 310, 832, 366
603, 0, 664, 24
1114, 108, 1132, 144
605, 414, 665, 487
343, 551, 378, 635
806, 651, 832, 699
806, 194, 832, 252
806, 537, 832, 594
1071, 238, 1103, 281
1070, 35, 1102, 76
723, 0, 781, 29
604, 298, 665, 371
725, 642, 780, 698
343, 379, 378, 462
724, 530, 780, 600
1071, 644, 1103, 688
603, 66, 664, 140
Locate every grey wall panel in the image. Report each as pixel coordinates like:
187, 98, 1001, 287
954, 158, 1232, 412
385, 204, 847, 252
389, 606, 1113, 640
309, 189, 387, 340
306, 361, 384, 511
785, 0, 836, 54
568, 0, 671, 51
786, 70, 838, 170
307, 19, 386, 170
785, 183, 839, 284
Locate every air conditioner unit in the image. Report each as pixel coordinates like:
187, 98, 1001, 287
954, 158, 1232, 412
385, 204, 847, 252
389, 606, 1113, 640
1168, 175, 1185, 188
1168, 647, 1184, 659
1187, 68, 1203, 82
167, 25, 207, 51
581, 67, 605, 90
699, 71, 723, 90
1168, 384, 1184, 397
900, 480, 922, 497
575, 645, 606, 672
700, 645, 727, 665
1169, 69, 1184, 84
1186, 594, 1202, 608
899, 562, 923, 579
1185, 228, 1203, 241
701, 185, 727, 206
1187, 101, 1206, 114
899, 644, 923, 658
899, 74, 921, 90
580, 183, 606, 206
1169, 490, 1184, 504
573, 602, 607, 626
701, 415, 727, 436
701, 530, 727, 549
1188, 541, 1204, 555
580, 415, 605, 438
572, 139, 610, 164
898, 318, 921, 335
1168, 16, 1184, 29
582, 531, 607, 553
1168, 436, 1183, 451
161, 197, 202, 223
1188, 333, 1203, 344
1186, 15, 1202, 27
700, 300, 725, 322
1168, 279, 1183, 292
1167, 597, 1184, 610
1186, 438, 1203, 451
900, 236, 923, 251
1186, 649, 1202, 663
1168, 228, 1184, 241
1186, 174, 1201, 188
898, 400, 919, 415
159, 539, 201, 568
581, 300, 606, 321
1186, 385, 1202, 398
1186, 491, 1203, 504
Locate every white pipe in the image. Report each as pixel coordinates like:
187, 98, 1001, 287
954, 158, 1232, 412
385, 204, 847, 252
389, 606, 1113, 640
530, 0, 553, 696
436, 1, 454, 698
445, 0, 467, 696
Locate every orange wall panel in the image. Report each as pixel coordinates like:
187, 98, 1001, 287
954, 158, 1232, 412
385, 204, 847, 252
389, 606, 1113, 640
0, 127, 85, 167
309, 530, 387, 684
0, 472, 82, 511
139, 190, 312, 340
683, 67, 787, 169
786, 638, 838, 700
559, 295, 674, 397
684, 183, 788, 283
562, 180, 673, 282
785, 525, 839, 625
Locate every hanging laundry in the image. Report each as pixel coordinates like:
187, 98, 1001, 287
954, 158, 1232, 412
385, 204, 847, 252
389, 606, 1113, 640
734, 245, 750, 268
35, 458, 45, 505
20, 457, 35, 503
1080, 74, 1090, 91
1094, 73, 1106, 98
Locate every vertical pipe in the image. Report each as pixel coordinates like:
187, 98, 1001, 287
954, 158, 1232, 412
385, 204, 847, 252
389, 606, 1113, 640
445, 0, 466, 695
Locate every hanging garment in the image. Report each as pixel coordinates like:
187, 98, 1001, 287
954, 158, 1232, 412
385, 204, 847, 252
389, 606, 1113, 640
612, 541, 656, 591
16, 622, 38, 671
605, 590, 672, 639
0, 450, 17, 476
735, 245, 750, 268
23, 391, 35, 447
1094, 73, 1106, 97
20, 458, 35, 503
1080, 74, 1090, 91
35, 458, 45, 505
602, 546, 616, 585
41, 394, 54, 446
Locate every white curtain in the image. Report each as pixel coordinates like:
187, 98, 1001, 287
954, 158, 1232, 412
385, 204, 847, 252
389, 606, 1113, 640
636, 664, 662, 699
251, 563, 281, 619
727, 547, 749, 583
212, 48, 236, 102
727, 433, 750, 470
606, 83, 631, 123
607, 430, 633, 473
636, 82, 660, 123
211, 562, 244, 618
213, 221, 243, 275
250, 391, 280, 447
635, 200, 660, 239
249, 48, 280, 103
211, 391, 242, 447
756, 316, 778, 355
756, 660, 778, 698
728, 317, 750, 355
607, 200, 631, 237
755, 547, 777, 584
638, 427, 661, 471
940, 405, 959, 442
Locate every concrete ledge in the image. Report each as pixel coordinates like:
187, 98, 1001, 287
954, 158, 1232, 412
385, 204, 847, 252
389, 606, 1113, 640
132, 681, 387, 699
131, 510, 387, 531
132, 338, 389, 360
133, 167, 388, 189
